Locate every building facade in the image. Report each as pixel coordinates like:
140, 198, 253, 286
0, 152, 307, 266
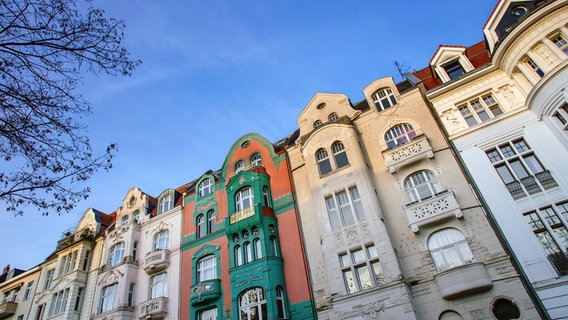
0, 266, 41, 320
180, 133, 316, 320
414, 0, 568, 318
286, 76, 539, 319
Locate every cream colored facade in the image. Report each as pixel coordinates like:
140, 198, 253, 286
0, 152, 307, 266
0, 267, 41, 320
419, 0, 568, 318
287, 77, 538, 319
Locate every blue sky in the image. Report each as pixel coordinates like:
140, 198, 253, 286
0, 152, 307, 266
0, 1, 497, 270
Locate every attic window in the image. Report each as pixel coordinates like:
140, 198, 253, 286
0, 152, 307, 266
316, 103, 326, 110
313, 120, 323, 129
241, 141, 251, 148
443, 60, 465, 80
511, 5, 527, 16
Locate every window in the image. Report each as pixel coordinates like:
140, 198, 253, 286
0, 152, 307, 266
82, 250, 91, 271
339, 244, 385, 294
332, 141, 349, 168
234, 245, 243, 266
149, 272, 167, 299
328, 112, 339, 122
404, 171, 444, 203
16, 315, 23, 320
313, 120, 323, 129
197, 256, 217, 282
197, 214, 205, 238
99, 283, 118, 313
492, 299, 520, 320
262, 186, 271, 207
198, 307, 218, 320
276, 287, 286, 319
428, 228, 474, 272
551, 33, 568, 54
250, 153, 262, 166
153, 230, 169, 251
316, 148, 332, 176
372, 88, 397, 111
159, 194, 173, 214
74, 287, 83, 312
235, 160, 246, 173
128, 283, 135, 307
523, 201, 568, 276
244, 242, 253, 263
44, 269, 54, 290
325, 186, 365, 230
35, 304, 45, 320
133, 242, 138, 261
486, 138, 558, 200
239, 287, 267, 320
443, 60, 465, 79
458, 94, 503, 127
553, 102, 568, 132
199, 179, 212, 197
23, 281, 33, 300
207, 210, 216, 234
236, 187, 254, 211
526, 57, 544, 77
133, 211, 140, 223
270, 236, 279, 257
108, 243, 125, 266
11, 288, 19, 302
253, 238, 262, 259
121, 215, 129, 226
48, 288, 69, 317
385, 124, 417, 149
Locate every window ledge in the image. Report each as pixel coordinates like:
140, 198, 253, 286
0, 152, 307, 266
382, 135, 433, 173
403, 190, 462, 233
434, 262, 493, 299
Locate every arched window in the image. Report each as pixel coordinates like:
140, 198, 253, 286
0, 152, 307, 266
316, 148, 332, 175
197, 214, 205, 238
207, 210, 216, 234
133, 211, 140, 223
99, 283, 118, 313
244, 242, 252, 263
328, 113, 339, 122
332, 141, 349, 168
270, 236, 279, 257
239, 287, 267, 320
149, 272, 167, 299
235, 160, 246, 173
197, 307, 218, 320
404, 171, 444, 203
492, 298, 520, 320
313, 120, 323, 129
236, 187, 254, 211
153, 230, 169, 251
159, 194, 173, 214
385, 124, 417, 149
372, 88, 397, 111
262, 186, 271, 207
108, 243, 125, 267
198, 178, 212, 197
234, 245, 243, 266
428, 228, 474, 271
253, 238, 262, 259
121, 215, 129, 226
276, 286, 286, 319
250, 153, 262, 166
439, 310, 463, 320
197, 256, 217, 282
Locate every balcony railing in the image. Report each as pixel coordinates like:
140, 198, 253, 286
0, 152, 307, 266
230, 206, 255, 224
140, 297, 168, 320
190, 279, 222, 305
403, 190, 462, 233
548, 252, 568, 276
0, 302, 17, 319
382, 135, 434, 173
505, 170, 559, 200
143, 249, 170, 274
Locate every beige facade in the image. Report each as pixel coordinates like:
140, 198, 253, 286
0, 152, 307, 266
0, 266, 41, 320
287, 76, 538, 319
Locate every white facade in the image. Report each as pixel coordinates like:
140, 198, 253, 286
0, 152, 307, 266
91, 187, 182, 320
422, 1, 568, 318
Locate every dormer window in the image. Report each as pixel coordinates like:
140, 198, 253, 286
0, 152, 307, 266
158, 194, 173, 214
250, 152, 262, 166
313, 120, 323, 129
328, 113, 339, 122
458, 93, 503, 127
121, 216, 129, 226
372, 88, 397, 112
198, 178, 212, 197
526, 57, 544, 77
551, 34, 568, 54
235, 160, 245, 173
511, 5, 527, 16
443, 60, 465, 80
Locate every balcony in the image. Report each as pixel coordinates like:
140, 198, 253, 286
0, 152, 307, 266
382, 135, 434, 173
143, 250, 170, 274
190, 279, 222, 305
505, 170, 559, 200
140, 297, 168, 320
0, 302, 17, 319
92, 306, 134, 320
403, 190, 462, 233
229, 206, 255, 224
434, 262, 493, 299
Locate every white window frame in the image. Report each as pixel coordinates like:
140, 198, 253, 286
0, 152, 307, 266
198, 307, 218, 320
316, 148, 332, 176
197, 256, 217, 282
250, 153, 262, 167
553, 102, 568, 133
458, 93, 503, 127
372, 88, 397, 111
551, 33, 568, 54
149, 272, 167, 299
236, 187, 254, 211
108, 242, 125, 267
199, 178, 212, 197
404, 170, 444, 203
159, 194, 173, 214
384, 124, 417, 149
153, 230, 169, 251
234, 160, 246, 173
99, 283, 118, 313
428, 228, 474, 272
332, 141, 349, 169
207, 210, 216, 234
325, 186, 365, 230
239, 287, 267, 320
339, 244, 384, 294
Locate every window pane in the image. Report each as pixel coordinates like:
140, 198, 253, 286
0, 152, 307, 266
499, 144, 516, 158
356, 265, 373, 290
343, 270, 357, 293
523, 154, 544, 174
496, 164, 515, 184
325, 197, 341, 230
351, 249, 365, 264
337, 191, 355, 226
509, 159, 529, 179
371, 261, 385, 285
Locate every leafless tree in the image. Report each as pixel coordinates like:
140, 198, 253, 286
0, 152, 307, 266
0, 0, 140, 215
